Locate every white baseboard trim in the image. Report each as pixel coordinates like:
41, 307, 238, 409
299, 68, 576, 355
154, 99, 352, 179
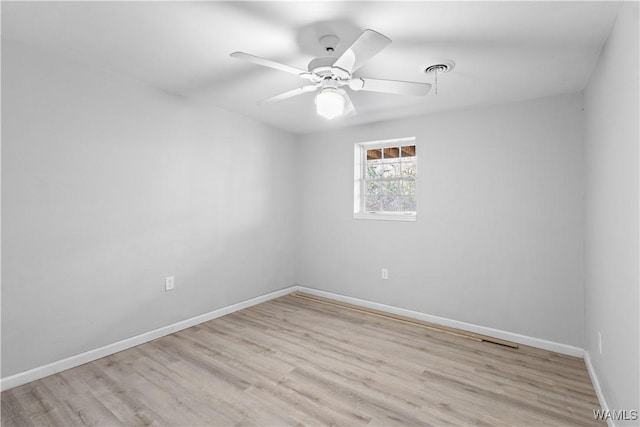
1, 284, 587, 392
0, 286, 299, 392
297, 286, 585, 357
584, 351, 614, 427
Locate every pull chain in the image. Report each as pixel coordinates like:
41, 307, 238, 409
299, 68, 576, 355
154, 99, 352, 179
425, 63, 453, 96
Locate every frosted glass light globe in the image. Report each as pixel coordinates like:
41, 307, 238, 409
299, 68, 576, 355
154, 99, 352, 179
315, 89, 345, 119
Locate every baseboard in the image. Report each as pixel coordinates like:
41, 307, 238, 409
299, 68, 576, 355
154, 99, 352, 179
584, 351, 615, 427
297, 286, 585, 357
0, 285, 299, 392
1, 284, 587, 392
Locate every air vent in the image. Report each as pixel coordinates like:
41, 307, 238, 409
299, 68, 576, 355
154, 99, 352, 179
424, 60, 455, 75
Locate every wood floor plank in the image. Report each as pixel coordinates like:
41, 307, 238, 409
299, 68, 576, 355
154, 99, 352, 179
1, 294, 604, 426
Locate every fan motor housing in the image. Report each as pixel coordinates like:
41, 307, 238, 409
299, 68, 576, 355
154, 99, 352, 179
308, 57, 350, 80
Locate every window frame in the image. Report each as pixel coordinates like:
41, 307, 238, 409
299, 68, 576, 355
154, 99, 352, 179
353, 137, 417, 222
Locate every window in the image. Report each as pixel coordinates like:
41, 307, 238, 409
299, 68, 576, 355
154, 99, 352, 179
354, 137, 417, 221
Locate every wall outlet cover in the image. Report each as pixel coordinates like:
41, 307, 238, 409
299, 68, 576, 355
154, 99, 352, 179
165, 276, 175, 291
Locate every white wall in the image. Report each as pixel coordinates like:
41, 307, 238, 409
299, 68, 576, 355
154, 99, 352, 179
584, 3, 640, 422
3, 8, 637, 415
297, 94, 585, 347
1, 39, 297, 377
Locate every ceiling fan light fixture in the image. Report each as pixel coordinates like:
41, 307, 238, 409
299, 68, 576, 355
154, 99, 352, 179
232, 29, 432, 119
315, 88, 345, 119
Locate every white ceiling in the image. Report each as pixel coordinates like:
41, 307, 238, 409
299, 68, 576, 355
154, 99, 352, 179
2, 1, 620, 134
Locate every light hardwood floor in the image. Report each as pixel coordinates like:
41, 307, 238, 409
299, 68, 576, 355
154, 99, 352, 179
1, 294, 603, 426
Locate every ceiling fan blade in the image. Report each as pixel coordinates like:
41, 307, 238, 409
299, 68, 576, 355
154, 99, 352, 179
230, 52, 309, 78
332, 29, 391, 74
349, 77, 431, 96
258, 85, 319, 105
342, 91, 357, 117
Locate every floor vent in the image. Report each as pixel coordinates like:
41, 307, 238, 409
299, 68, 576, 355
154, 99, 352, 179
290, 292, 519, 349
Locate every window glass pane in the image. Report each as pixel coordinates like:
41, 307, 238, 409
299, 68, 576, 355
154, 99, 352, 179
365, 162, 383, 179
364, 181, 414, 212
364, 181, 382, 211
365, 195, 381, 212
383, 147, 400, 158
400, 179, 416, 197
366, 159, 401, 179
401, 161, 416, 177
367, 149, 382, 160
365, 181, 401, 212
400, 195, 417, 211
390, 196, 409, 211
383, 161, 401, 178
401, 145, 416, 157
367, 194, 416, 212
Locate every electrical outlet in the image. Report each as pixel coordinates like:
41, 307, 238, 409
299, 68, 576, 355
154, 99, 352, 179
381, 268, 389, 280
165, 276, 175, 291
598, 332, 602, 354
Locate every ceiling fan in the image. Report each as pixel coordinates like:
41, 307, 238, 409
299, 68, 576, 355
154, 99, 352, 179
230, 29, 432, 119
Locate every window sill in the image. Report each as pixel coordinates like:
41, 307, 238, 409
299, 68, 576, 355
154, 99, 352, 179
353, 212, 417, 222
